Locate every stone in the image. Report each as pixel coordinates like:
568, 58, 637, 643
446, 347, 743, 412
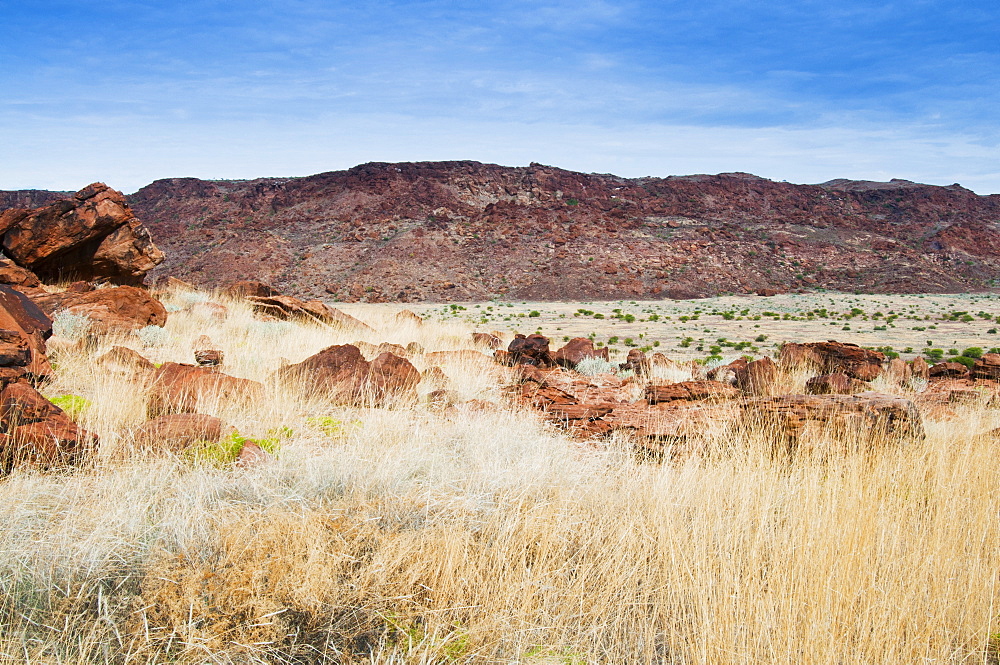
223, 280, 277, 299
0, 382, 96, 468
395, 310, 424, 325
885, 357, 913, 384
472, 332, 502, 349
971, 353, 1000, 381
235, 441, 272, 468
32, 285, 167, 333
805, 373, 867, 394
420, 366, 449, 390
0, 259, 40, 289
910, 357, 930, 380
0, 285, 52, 381
0, 183, 162, 284
619, 348, 650, 375
132, 413, 227, 452
96, 346, 156, 374
362, 352, 420, 403
742, 392, 924, 448
645, 380, 741, 404
505, 334, 552, 366
246, 295, 373, 332
551, 337, 608, 369
779, 341, 885, 380
278, 344, 369, 400
148, 362, 264, 416
929, 362, 970, 380
734, 357, 777, 395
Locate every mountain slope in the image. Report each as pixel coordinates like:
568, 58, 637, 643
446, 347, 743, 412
12, 161, 1000, 301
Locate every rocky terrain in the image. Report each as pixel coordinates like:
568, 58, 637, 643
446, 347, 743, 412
5, 161, 1000, 301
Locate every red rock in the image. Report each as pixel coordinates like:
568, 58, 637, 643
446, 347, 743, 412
472, 332, 502, 349
0, 382, 96, 467
551, 337, 608, 368
743, 392, 924, 446
148, 362, 264, 416
0, 183, 162, 284
805, 373, 866, 394
735, 357, 777, 395
235, 441, 272, 468
247, 295, 372, 332
885, 357, 913, 384
971, 353, 1000, 380
506, 334, 552, 366
0, 285, 52, 380
645, 380, 741, 404
420, 366, 449, 390
223, 280, 276, 298
0, 259, 40, 289
279, 344, 370, 401
619, 348, 650, 375
780, 341, 884, 380
910, 356, 930, 380
132, 413, 227, 452
362, 352, 420, 403
396, 310, 424, 326
96, 345, 156, 373
33, 285, 167, 333
929, 362, 970, 379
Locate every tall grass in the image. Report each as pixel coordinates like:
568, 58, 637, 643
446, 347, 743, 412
1, 287, 998, 663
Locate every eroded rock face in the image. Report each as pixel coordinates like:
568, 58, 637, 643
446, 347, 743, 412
506, 334, 552, 367
929, 362, 970, 380
645, 380, 741, 404
278, 344, 419, 405
805, 373, 867, 395
132, 413, 227, 453
0, 183, 163, 285
0, 382, 96, 468
0, 285, 53, 381
552, 337, 608, 369
33, 285, 167, 333
148, 362, 264, 416
743, 392, 924, 447
971, 353, 1000, 381
246, 295, 372, 332
780, 341, 884, 380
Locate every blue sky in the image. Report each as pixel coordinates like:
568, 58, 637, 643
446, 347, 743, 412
2, 1, 998, 193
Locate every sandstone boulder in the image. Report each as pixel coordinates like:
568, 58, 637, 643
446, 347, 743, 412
472, 332, 502, 349
132, 413, 227, 452
148, 363, 264, 416
223, 280, 277, 299
247, 295, 373, 332
742, 392, 923, 448
929, 362, 970, 380
0, 285, 53, 381
971, 353, 1000, 381
734, 357, 778, 395
780, 341, 884, 380
505, 334, 552, 366
0, 183, 163, 284
96, 346, 156, 374
805, 373, 867, 394
619, 348, 650, 375
279, 344, 419, 405
911, 356, 930, 380
645, 380, 741, 404
551, 337, 607, 368
0, 382, 96, 468
33, 285, 167, 333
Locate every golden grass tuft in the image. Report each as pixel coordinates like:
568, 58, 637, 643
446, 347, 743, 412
0, 285, 999, 663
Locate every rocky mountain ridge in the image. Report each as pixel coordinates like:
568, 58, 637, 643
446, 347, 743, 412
6, 161, 1000, 301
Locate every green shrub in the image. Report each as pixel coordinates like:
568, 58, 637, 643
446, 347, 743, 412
528, 311, 540, 318
962, 347, 984, 359
49, 394, 91, 420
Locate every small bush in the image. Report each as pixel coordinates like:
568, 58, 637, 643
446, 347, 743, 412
49, 394, 92, 420
528, 311, 541, 318
576, 357, 618, 376
52, 311, 91, 341
137, 325, 171, 347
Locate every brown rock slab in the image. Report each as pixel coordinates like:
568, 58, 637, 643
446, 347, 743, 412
148, 362, 264, 416
551, 337, 608, 369
805, 373, 867, 394
96, 345, 156, 374
132, 413, 227, 452
645, 380, 741, 404
223, 280, 277, 299
33, 285, 167, 333
929, 362, 970, 380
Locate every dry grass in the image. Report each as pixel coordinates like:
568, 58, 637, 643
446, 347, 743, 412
1, 286, 999, 663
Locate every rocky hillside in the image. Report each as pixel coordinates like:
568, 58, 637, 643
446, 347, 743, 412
10, 162, 1000, 301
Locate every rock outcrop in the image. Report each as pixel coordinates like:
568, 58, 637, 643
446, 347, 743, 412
279, 344, 419, 405
0, 183, 163, 285
33, 285, 168, 333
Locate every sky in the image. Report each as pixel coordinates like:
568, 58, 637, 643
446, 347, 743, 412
2, 1, 999, 194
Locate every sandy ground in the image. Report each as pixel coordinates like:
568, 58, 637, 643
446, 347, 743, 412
339, 292, 1000, 363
